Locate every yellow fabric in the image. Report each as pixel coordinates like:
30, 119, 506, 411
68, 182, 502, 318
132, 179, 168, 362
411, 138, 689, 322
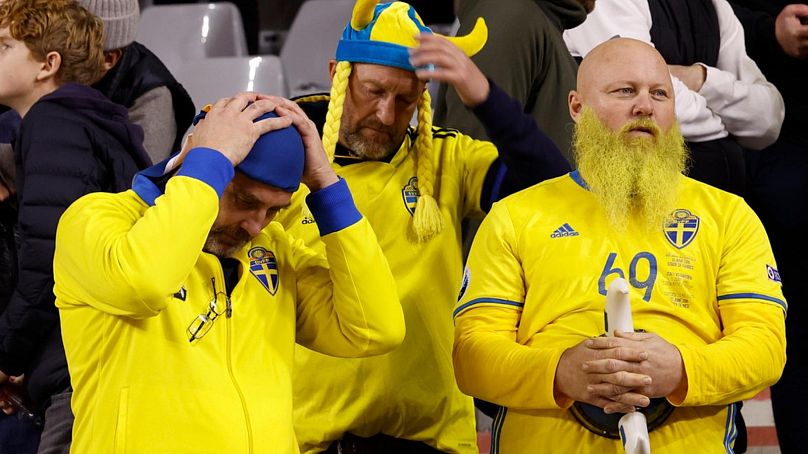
276, 125, 498, 454
349, 0, 376, 30
442, 18, 488, 57
54, 173, 404, 454
369, 2, 424, 47
453, 173, 786, 453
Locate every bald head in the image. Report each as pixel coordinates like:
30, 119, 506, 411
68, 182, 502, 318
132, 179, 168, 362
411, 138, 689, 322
569, 38, 676, 137
577, 38, 671, 93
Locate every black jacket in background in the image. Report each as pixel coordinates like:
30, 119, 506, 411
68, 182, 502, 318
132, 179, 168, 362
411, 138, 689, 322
93, 41, 196, 153
0, 83, 151, 411
730, 0, 808, 147
0, 109, 19, 316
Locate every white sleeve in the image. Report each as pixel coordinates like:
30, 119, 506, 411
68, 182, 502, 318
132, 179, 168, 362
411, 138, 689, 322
563, 0, 652, 57
672, 74, 728, 142
696, 0, 784, 150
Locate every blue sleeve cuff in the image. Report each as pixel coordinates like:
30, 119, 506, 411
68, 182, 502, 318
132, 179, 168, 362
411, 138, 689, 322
176, 147, 235, 198
306, 178, 362, 236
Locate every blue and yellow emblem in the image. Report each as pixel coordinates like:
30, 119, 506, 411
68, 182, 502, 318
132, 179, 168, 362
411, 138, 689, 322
248, 247, 279, 295
664, 209, 700, 249
401, 176, 419, 216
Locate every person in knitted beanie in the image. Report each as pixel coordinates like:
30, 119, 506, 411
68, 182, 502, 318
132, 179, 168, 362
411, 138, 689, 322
78, 0, 196, 163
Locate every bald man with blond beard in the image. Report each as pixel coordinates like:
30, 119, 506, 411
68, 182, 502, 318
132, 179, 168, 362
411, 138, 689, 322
452, 38, 786, 453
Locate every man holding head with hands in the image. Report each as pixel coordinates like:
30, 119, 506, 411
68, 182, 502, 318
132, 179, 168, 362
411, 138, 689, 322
53, 93, 404, 453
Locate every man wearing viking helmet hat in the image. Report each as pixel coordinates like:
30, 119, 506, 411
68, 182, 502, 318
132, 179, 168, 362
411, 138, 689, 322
274, 0, 570, 452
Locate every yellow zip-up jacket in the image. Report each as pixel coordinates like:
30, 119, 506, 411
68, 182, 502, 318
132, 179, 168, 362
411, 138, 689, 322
53, 148, 405, 454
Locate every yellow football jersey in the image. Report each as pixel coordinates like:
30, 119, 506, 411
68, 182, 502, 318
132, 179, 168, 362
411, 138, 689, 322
276, 126, 498, 453
453, 171, 786, 453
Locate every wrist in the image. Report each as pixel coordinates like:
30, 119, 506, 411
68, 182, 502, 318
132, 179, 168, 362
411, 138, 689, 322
305, 171, 339, 192
305, 178, 362, 236
552, 351, 574, 407
461, 77, 490, 108
666, 348, 688, 405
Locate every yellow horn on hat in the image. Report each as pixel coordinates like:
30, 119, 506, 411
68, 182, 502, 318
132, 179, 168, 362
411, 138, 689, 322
350, 0, 378, 30
439, 17, 488, 57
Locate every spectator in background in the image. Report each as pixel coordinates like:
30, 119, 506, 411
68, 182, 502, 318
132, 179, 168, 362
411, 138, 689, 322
729, 2, 808, 452
453, 38, 786, 454
0, 1, 151, 452
0, 106, 17, 203
0, 106, 36, 454
279, 1, 569, 452
564, 0, 784, 196
436, 0, 595, 161
79, 0, 195, 162
0, 106, 18, 310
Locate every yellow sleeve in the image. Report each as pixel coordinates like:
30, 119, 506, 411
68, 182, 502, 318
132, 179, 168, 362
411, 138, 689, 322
54, 149, 229, 318
446, 132, 498, 219
671, 199, 786, 406
453, 202, 567, 409
292, 182, 405, 358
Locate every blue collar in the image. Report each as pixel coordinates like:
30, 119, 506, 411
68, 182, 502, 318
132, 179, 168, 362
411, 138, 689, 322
131, 156, 174, 206
569, 169, 590, 190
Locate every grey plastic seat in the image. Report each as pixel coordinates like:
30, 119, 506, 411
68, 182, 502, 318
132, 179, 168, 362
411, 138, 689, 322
280, 0, 354, 97
135, 3, 248, 75
175, 56, 286, 109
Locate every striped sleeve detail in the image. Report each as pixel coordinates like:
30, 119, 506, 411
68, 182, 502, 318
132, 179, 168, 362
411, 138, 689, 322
490, 406, 508, 454
723, 402, 739, 453
453, 298, 524, 318
717, 293, 787, 312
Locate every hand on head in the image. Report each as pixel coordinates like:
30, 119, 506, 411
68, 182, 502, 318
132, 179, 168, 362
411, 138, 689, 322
271, 97, 339, 191
191, 92, 293, 166
409, 33, 490, 108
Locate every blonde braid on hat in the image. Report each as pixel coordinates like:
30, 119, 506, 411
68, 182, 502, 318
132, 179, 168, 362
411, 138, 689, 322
322, 61, 352, 163
411, 89, 443, 242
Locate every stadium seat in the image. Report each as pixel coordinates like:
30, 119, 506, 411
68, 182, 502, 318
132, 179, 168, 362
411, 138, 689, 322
280, 0, 354, 97
136, 2, 248, 75
175, 56, 286, 109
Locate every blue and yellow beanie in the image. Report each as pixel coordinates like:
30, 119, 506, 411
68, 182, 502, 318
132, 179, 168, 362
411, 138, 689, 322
193, 107, 305, 192
323, 0, 487, 242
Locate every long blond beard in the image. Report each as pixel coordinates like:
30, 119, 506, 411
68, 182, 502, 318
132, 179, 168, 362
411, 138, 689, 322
573, 108, 689, 232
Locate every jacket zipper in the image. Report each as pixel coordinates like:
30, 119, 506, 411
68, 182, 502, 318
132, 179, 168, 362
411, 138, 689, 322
212, 266, 253, 453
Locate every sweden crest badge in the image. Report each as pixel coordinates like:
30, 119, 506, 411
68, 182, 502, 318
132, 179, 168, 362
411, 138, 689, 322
248, 246, 279, 295
401, 176, 419, 216
664, 209, 700, 249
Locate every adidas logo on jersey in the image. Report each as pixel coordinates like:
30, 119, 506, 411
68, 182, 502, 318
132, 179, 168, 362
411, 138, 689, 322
550, 223, 580, 238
